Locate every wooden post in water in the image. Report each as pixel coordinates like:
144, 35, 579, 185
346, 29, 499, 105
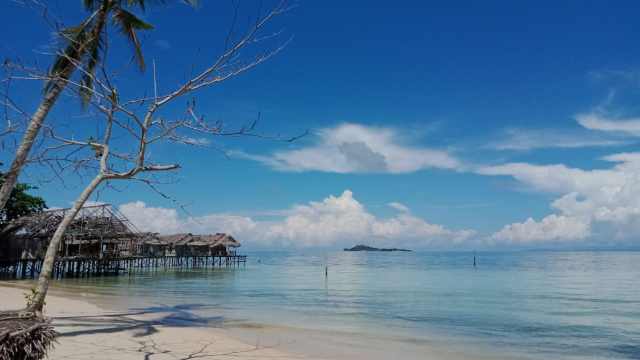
325, 254, 328, 278
473, 250, 476, 268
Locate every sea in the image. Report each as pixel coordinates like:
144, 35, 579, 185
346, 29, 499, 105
40, 251, 640, 359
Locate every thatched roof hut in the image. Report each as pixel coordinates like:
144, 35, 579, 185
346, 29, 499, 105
162, 233, 193, 246
0, 205, 142, 260
135, 233, 168, 256
163, 233, 241, 256
215, 235, 241, 248
163, 233, 207, 256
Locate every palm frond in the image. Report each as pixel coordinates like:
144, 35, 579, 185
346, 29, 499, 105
79, 37, 104, 108
118, 0, 199, 12
43, 30, 88, 95
61, 16, 94, 36
82, 0, 105, 11
43, 8, 101, 95
112, 7, 154, 70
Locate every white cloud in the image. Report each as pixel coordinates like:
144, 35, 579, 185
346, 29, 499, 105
488, 215, 591, 244
264, 190, 472, 247
117, 191, 475, 248
233, 123, 460, 173
479, 152, 640, 246
119, 201, 182, 234
387, 202, 411, 213
476, 163, 627, 194
577, 113, 640, 136
487, 128, 627, 150
185, 214, 260, 240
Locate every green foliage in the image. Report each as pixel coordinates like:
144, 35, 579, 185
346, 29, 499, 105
44, 0, 199, 107
0, 163, 47, 229
24, 288, 46, 308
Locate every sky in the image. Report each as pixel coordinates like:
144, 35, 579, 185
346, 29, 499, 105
2, 0, 640, 250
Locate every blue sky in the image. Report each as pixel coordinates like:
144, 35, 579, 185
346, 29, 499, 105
2, 0, 640, 250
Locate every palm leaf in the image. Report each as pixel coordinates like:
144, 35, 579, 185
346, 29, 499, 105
120, 0, 200, 12
43, 8, 101, 95
82, 0, 105, 11
43, 30, 88, 95
45, 0, 199, 100
79, 36, 105, 108
112, 7, 154, 70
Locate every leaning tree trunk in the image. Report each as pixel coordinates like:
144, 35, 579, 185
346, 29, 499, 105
0, 65, 77, 212
0, 7, 109, 214
29, 174, 105, 312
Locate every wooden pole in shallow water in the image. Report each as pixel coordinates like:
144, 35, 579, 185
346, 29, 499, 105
325, 254, 328, 277
474, 250, 476, 268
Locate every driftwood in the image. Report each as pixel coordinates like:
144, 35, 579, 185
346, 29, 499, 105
0, 309, 57, 360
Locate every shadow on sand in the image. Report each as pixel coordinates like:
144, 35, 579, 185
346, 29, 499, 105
54, 303, 246, 338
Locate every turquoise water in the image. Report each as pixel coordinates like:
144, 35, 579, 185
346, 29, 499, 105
47, 251, 640, 359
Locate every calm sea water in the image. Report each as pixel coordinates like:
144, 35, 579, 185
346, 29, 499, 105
45, 251, 640, 359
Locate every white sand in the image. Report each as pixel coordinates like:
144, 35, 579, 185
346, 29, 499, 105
1, 282, 532, 360
0, 283, 339, 360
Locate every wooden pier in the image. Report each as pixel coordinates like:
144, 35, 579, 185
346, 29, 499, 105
0, 255, 247, 280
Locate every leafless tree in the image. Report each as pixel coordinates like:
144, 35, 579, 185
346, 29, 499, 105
0, 0, 299, 312
0, 0, 198, 217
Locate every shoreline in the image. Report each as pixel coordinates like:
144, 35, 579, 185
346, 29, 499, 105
0, 280, 535, 360
0, 281, 338, 360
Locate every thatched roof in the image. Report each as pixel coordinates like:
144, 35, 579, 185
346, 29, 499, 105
162, 233, 192, 245
0, 205, 143, 244
135, 232, 167, 245
198, 234, 225, 245
162, 233, 241, 247
214, 235, 241, 248
198, 233, 240, 247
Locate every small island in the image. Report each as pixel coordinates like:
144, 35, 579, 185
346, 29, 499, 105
343, 245, 411, 252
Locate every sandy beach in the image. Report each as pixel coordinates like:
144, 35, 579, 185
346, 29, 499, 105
0, 283, 335, 360
0, 281, 521, 360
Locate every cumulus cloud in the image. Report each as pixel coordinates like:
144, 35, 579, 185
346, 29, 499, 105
233, 123, 460, 173
117, 191, 474, 248
185, 214, 260, 240
264, 190, 472, 247
479, 152, 640, 246
119, 201, 182, 234
488, 215, 591, 244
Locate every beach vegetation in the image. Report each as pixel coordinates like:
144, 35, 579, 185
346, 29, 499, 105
23, 289, 46, 309
0, 163, 47, 231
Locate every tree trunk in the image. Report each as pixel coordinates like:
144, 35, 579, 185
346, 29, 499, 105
0, 64, 77, 212
0, 6, 109, 213
29, 174, 105, 312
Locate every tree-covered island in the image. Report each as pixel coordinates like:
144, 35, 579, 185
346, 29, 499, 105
343, 245, 411, 252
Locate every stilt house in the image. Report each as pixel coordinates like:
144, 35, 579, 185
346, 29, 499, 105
164, 233, 241, 256
0, 204, 145, 260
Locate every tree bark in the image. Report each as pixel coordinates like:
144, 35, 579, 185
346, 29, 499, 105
29, 174, 106, 312
0, 6, 109, 213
